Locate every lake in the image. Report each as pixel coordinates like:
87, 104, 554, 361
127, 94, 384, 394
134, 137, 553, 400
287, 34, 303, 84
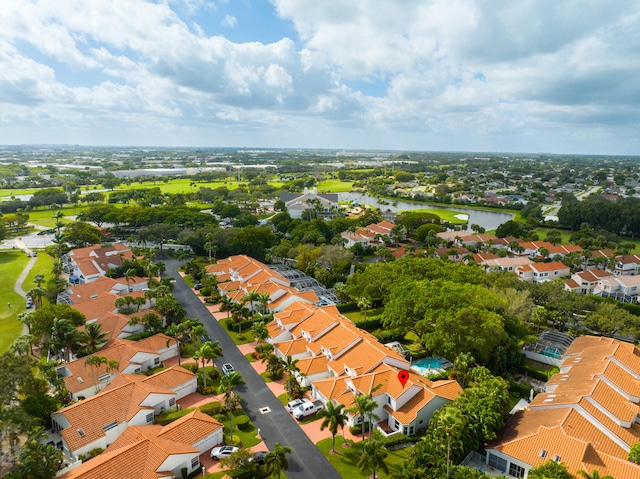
339, 192, 514, 231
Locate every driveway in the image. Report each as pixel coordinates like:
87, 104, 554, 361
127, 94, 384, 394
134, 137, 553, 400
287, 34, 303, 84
164, 257, 342, 479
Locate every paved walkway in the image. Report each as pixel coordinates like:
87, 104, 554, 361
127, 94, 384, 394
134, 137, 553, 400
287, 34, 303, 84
14, 255, 37, 334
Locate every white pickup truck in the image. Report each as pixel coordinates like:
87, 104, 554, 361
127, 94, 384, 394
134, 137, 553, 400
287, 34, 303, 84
292, 400, 324, 420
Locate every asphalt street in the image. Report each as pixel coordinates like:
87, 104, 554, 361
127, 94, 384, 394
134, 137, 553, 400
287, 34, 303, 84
164, 258, 343, 479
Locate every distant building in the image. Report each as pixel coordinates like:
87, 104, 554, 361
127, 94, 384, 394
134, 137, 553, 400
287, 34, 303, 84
280, 188, 339, 219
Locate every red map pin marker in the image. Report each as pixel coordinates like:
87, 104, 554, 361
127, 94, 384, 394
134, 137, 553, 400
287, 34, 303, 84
398, 370, 409, 388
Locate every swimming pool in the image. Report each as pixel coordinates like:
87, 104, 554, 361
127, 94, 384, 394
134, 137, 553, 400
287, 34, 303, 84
411, 357, 446, 375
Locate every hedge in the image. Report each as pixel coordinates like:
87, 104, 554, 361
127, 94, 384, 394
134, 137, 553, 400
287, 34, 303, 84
155, 407, 195, 426
354, 317, 383, 331
200, 401, 222, 416
181, 362, 199, 373
337, 301, 358, 313
235, 415, 251, 430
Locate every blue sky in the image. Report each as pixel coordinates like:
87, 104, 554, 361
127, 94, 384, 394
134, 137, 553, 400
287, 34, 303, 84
1, 0, 639, 154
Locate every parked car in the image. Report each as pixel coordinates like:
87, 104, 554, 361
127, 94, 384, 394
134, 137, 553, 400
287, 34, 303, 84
222, 363, 235, 375
292, 400, 324, 420
193, 283, 202, 290
25, 298, 33, 308
249, 451, 268, 465
210, 445, 238, 460
286, 398, 311, 413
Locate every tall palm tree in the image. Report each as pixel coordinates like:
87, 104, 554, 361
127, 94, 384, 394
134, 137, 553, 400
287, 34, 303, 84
49, 318, 84, 362
219, 296, 234, 322
155, 260, 166, 276
33, 273, 45, 288
231, 303, 250, 333
193, 341, 223, 389
124, 268, 137, 292
242, 290, 261, 320
358, 438, 388, 479
256, 292, 271, 314
219, 371, 245, 433
348, 393, 380, 443
26, 287, 45, 310
80, 322, 109, 355
264, 442, 292, 479
317, 402, 348, 453
434, 408, 466, 479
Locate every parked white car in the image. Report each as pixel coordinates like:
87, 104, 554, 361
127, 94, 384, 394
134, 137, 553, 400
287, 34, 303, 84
210, 445, 239, 459
286, 398, 311, 413
292, 400, 324, 420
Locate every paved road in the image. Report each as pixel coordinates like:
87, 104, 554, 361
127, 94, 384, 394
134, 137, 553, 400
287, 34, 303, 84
164, 258, 342, 479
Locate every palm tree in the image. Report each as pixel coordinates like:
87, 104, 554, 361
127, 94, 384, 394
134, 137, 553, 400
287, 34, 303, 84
219, 371, 244, 434
256, 292, 271, 315
26, 287, 45, 310
434, 408, 466, 479
193, 341, 223, 389
357, 297, 373, 329
124, 268, 137, 292
264, 442, 292, 479
317, 402, 348, 453
358, 438, 388, 479
18, 311, 34, 335
348, 393, 380, 443
219, 296, 234, 322
251, 321, 269, 345
576, 470, 614, 479
49, 318, 84, 362
242, 290, 261, 320
80, 322, 109, 355
231, 303, 250, 333
155, 260, 166, 276
33, 273, 45, 288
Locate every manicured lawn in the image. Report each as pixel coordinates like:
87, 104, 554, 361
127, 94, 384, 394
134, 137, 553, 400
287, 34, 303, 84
24, 252, 54, 293
342, 308, 384, 324
396, 208, 468, 225
27, 206, 87, 227
0, 252, 32, 352
316, 180, 354, 193
317, 436, 413, 479
214, 409, 262, 449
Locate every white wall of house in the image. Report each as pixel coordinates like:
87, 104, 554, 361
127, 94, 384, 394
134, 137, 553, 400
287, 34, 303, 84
193, 428, 224, 452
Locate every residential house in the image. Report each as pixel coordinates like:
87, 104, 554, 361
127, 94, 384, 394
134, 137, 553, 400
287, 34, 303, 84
62, 243, 134, 284
479, 256, 534, 273
341, 230, 372, 248
51, 366, 197, 463
612, 255, 640, 276
57, 275, 148, 305
280, 188, 339, 219
564, 269, 614, 295
313, 363, 461, 437
516, 262, 570, 283
59, 410, 223, 479
56, 334, 178, 400
485, 336, 640, 478
593, 275, 640, 303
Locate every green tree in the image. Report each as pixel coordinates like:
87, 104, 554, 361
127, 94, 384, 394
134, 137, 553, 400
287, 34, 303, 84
317, 402, 348, 453
6, 426, 62, 479
358, 438, 389, 479
194, 341, 223, 389
431, 407, 466, 479
79, 322, 109, 355
628, 441, 640, 464
264, 442, 292, 479
219, 371, 244, 434
528, 460, 575, 479
49, 317, 85, 362
576, 469, 614, 479
348, 393, 380, 443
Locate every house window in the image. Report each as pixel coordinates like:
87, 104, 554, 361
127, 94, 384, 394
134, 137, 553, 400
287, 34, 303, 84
169, 398, 176, 407
146, 412, 154, 423
488, 454, 507, 473
394, 420, 400, 429
134, 368, 141, 373
154, 357, 160, 365
191, 457, 200, 468
387, 396, 391, 404
509, 463, 525, 478
102, 421, 117, 432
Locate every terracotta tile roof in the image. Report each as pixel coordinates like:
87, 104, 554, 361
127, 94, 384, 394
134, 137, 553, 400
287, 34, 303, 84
564, 278, 580, 289
530, 261, 569, 272
71, 293, 117, 320
55, 366, 194, 453
296, 355, 329, 376
275, 338, 309, 356
59, 411, 220, 479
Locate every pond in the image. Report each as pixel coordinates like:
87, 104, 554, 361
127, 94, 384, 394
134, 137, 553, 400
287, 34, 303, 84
339, 192, 514, 232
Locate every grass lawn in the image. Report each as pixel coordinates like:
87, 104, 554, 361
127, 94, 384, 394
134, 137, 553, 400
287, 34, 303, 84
214, 409, 262, 449
317, 436, 413, 479
26, 206, 87, 227
0, 251, 32, 352
397, 208, 468, 225
342, 308, 384, 323
223, 323, 256, 345
259, 372, 273, 383
316, 180, 354, 193
24, 252, 54, 292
